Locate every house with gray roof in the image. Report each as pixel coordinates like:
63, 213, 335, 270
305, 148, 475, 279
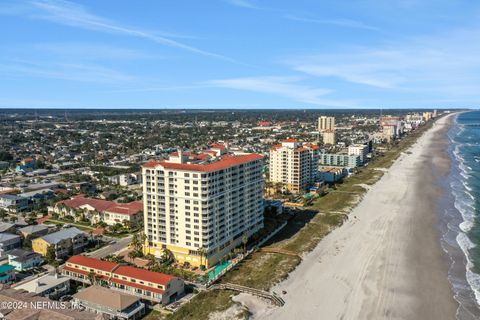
73, 285, 145, 320
7, 249, 43, 271
18, 224, 50, 239
32, 227, 88, 260
0, 222, 16, 234
0, 194, 28, 212
0, 233, 21, 258
15, 273, 70, 300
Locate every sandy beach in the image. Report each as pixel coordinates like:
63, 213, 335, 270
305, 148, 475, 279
245, 114, 459, 320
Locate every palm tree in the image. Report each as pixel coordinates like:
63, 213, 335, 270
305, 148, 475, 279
145, 253, 159, 270
197, 246, 206, 268
161, 249, 174, 266
87, 270, 98, 285
242, 234, 248, 254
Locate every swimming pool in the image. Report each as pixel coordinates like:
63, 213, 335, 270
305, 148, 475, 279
208, 260, 231, 281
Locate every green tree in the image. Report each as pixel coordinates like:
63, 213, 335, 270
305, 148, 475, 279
23, 234, 35, 250
87, 270, 98, 285
145, 253, 159, 270
242, 234, 248, 254
197, 246, 206, 269
46, 245, 57, 263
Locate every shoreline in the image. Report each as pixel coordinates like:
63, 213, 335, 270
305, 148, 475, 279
441, 111, 480, 319
240, 114, 460, 320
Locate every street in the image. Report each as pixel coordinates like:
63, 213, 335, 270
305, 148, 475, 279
86, 235, 132, 259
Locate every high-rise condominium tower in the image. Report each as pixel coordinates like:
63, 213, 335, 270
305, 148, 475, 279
269, 139, 320, 193
142, 145, 264, 267
318, 116, 335, 132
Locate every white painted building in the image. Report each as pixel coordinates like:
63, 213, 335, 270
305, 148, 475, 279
142, 146, 264, 267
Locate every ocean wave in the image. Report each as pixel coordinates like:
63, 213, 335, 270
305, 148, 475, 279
456, 232, 480, 305
449, 112, 480, 315
463, 180, 473, 192
451, 165, 476, 228
452, 180, 476, 232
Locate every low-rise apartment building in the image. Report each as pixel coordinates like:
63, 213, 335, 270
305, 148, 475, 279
50, 196, 143, 227
7, 249, 44, 271
63, 255, 184, 305
319, 153, 361, 169
0, 194, 28, 212
14, 273, 70, 300
0, 264, 15, 284
73, 285, 145, 320
32, 227, 88, 259
318, 167, 347, 183
103, 202, 144, 226
18, 224, 50, 239
0, 233, 22, 258
347, 144, 369, 164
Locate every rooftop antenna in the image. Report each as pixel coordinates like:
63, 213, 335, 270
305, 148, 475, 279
64, 110, 69, 123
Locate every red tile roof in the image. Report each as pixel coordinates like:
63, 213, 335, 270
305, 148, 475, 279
143, 154, 263, 172
269, 144, 282, 151
303, 143, 320, 149
60, 196, 115, 212
65, 255, 177, 288
114, 265, 175, 286
282, 139, 298, 143
257, 121, 272, 126
35, 215, 51, 225
142, 161, 163, 168
110, 277, 165, 294
210, 143, 226, 149
105, 201, 143, 216
58, 196, 141, 215
63, 266, 110, 281
66, 255, 118, 273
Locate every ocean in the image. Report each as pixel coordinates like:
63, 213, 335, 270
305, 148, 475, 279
443, 111, 480, 319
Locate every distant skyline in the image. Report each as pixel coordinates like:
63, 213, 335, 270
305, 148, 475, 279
1, 0, 480, 109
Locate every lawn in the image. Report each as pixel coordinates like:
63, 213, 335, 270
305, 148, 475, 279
45, 219, 95, 232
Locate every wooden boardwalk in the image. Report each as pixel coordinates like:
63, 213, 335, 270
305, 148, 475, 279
208, 283, 285, 306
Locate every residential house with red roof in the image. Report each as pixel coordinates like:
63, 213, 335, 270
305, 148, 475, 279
49, 196, 143, 227
62, 255, 184, 305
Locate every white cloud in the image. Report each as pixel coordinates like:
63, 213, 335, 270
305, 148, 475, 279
205, 76, 356, 107
223, 0, 257, 9
0, 59, 133, 83
12, 0, 234, 62
284, 14, 380, 31
286, 26, 480, 98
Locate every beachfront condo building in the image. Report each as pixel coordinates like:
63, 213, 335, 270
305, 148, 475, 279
322, 130, 336, 145
348, 144, 369, 163
319, 153, 361, 169
269, 140, 320, 193
142, 146, 264, 268
423, 112, 433, 121
318, 116, 335, 132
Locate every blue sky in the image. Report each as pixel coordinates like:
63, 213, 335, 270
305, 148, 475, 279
1, 0, 480, 109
